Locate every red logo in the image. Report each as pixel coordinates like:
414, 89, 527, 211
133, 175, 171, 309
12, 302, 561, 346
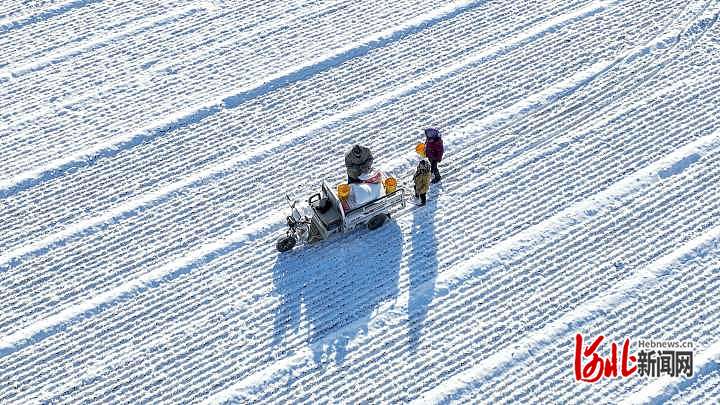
574, 334, 637, 382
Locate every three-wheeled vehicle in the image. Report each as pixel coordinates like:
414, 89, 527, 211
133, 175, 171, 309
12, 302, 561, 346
276, 172, 405, 252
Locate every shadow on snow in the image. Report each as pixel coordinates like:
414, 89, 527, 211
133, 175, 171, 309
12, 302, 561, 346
272, 220, 403, 365
408, 188, 439, 352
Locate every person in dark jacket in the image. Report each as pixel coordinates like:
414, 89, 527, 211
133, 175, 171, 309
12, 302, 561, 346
413, 159, 431, 206
345, 144, 373, 183
424, 128, 444, 183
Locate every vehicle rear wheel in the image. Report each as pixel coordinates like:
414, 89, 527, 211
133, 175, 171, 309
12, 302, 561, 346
277, 235, 297, 252
367, 214, 387, 230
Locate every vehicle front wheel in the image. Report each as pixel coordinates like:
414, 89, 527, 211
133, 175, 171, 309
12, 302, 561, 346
367, 214, 387, 230
277, 235, 297, 252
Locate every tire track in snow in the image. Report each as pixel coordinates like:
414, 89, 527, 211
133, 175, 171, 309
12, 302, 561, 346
0, 0, 486, 198
205, 129, 720, 404
0, 0, 616, 268
0, 0, 103, 34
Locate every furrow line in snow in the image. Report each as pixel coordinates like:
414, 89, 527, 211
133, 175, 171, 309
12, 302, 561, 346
9, 95, 716, 356
0, 0, 439, 136
0, 212, 284, 356
4, 65, 704, 366
0, 4, 208, 81
3, 1, 607, 194
257, 163, 718, 403
0, 0, 225, 69
415, 216, 720, 403
446, 178, 720, 404
2, 0, 704, 350
664, 369, 720, 404
148, 0, 351, 74
198, 129, 720, 404
449, 76, 701, 197
0, 0, 345, 131
448, 0, 715, 204
0, 0, 616, 265
1, 0, 718, 403
2, 60, 716, 344
0, 52, 610, 352
0, 0, 600, 248
0, 0, 489, 195
2, 78, 716, 398
448, 0, 719, 188
431, 217, 720, 404
543, 0, 720, 135
0, 0, 103, 34
9, 138, 717, 402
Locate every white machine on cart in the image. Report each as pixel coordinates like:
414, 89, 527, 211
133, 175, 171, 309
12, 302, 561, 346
276, 171, 405, 252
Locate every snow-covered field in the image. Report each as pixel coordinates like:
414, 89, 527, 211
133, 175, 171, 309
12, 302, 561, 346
2, 0, 720, 403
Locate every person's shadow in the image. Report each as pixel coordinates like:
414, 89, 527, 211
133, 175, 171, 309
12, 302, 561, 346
272, 220, 402, 365
407, 189, 439, 352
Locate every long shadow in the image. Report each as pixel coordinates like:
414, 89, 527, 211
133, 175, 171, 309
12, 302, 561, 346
272, 220, 403, 365
407, 188, 439, 352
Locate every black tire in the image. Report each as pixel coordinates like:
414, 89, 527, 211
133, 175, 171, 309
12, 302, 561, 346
276, 235, 297, 252
367, 214, 386, 230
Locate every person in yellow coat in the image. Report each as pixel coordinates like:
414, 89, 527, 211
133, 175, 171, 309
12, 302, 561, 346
413, 159, 431, 206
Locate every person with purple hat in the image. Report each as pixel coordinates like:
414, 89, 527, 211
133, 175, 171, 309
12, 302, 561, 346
424, 128, 444, 183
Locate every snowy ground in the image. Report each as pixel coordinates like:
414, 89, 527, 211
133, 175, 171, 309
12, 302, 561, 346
2, 0, 720, 403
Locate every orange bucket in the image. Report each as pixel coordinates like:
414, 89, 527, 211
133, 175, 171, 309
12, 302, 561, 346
415, 142, 426, 157
384, 177, 397, 193
337, 183, 351, 200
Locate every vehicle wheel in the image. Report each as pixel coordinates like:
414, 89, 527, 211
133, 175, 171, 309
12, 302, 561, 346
367, 214, 386, 230
276, 235, 297, 252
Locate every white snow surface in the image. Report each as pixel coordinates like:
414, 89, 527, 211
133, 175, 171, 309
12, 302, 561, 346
2, 0, 720, 403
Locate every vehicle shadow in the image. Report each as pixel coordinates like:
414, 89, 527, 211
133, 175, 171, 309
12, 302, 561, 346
272, 220, 403, 365
407, 190, 439, 352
